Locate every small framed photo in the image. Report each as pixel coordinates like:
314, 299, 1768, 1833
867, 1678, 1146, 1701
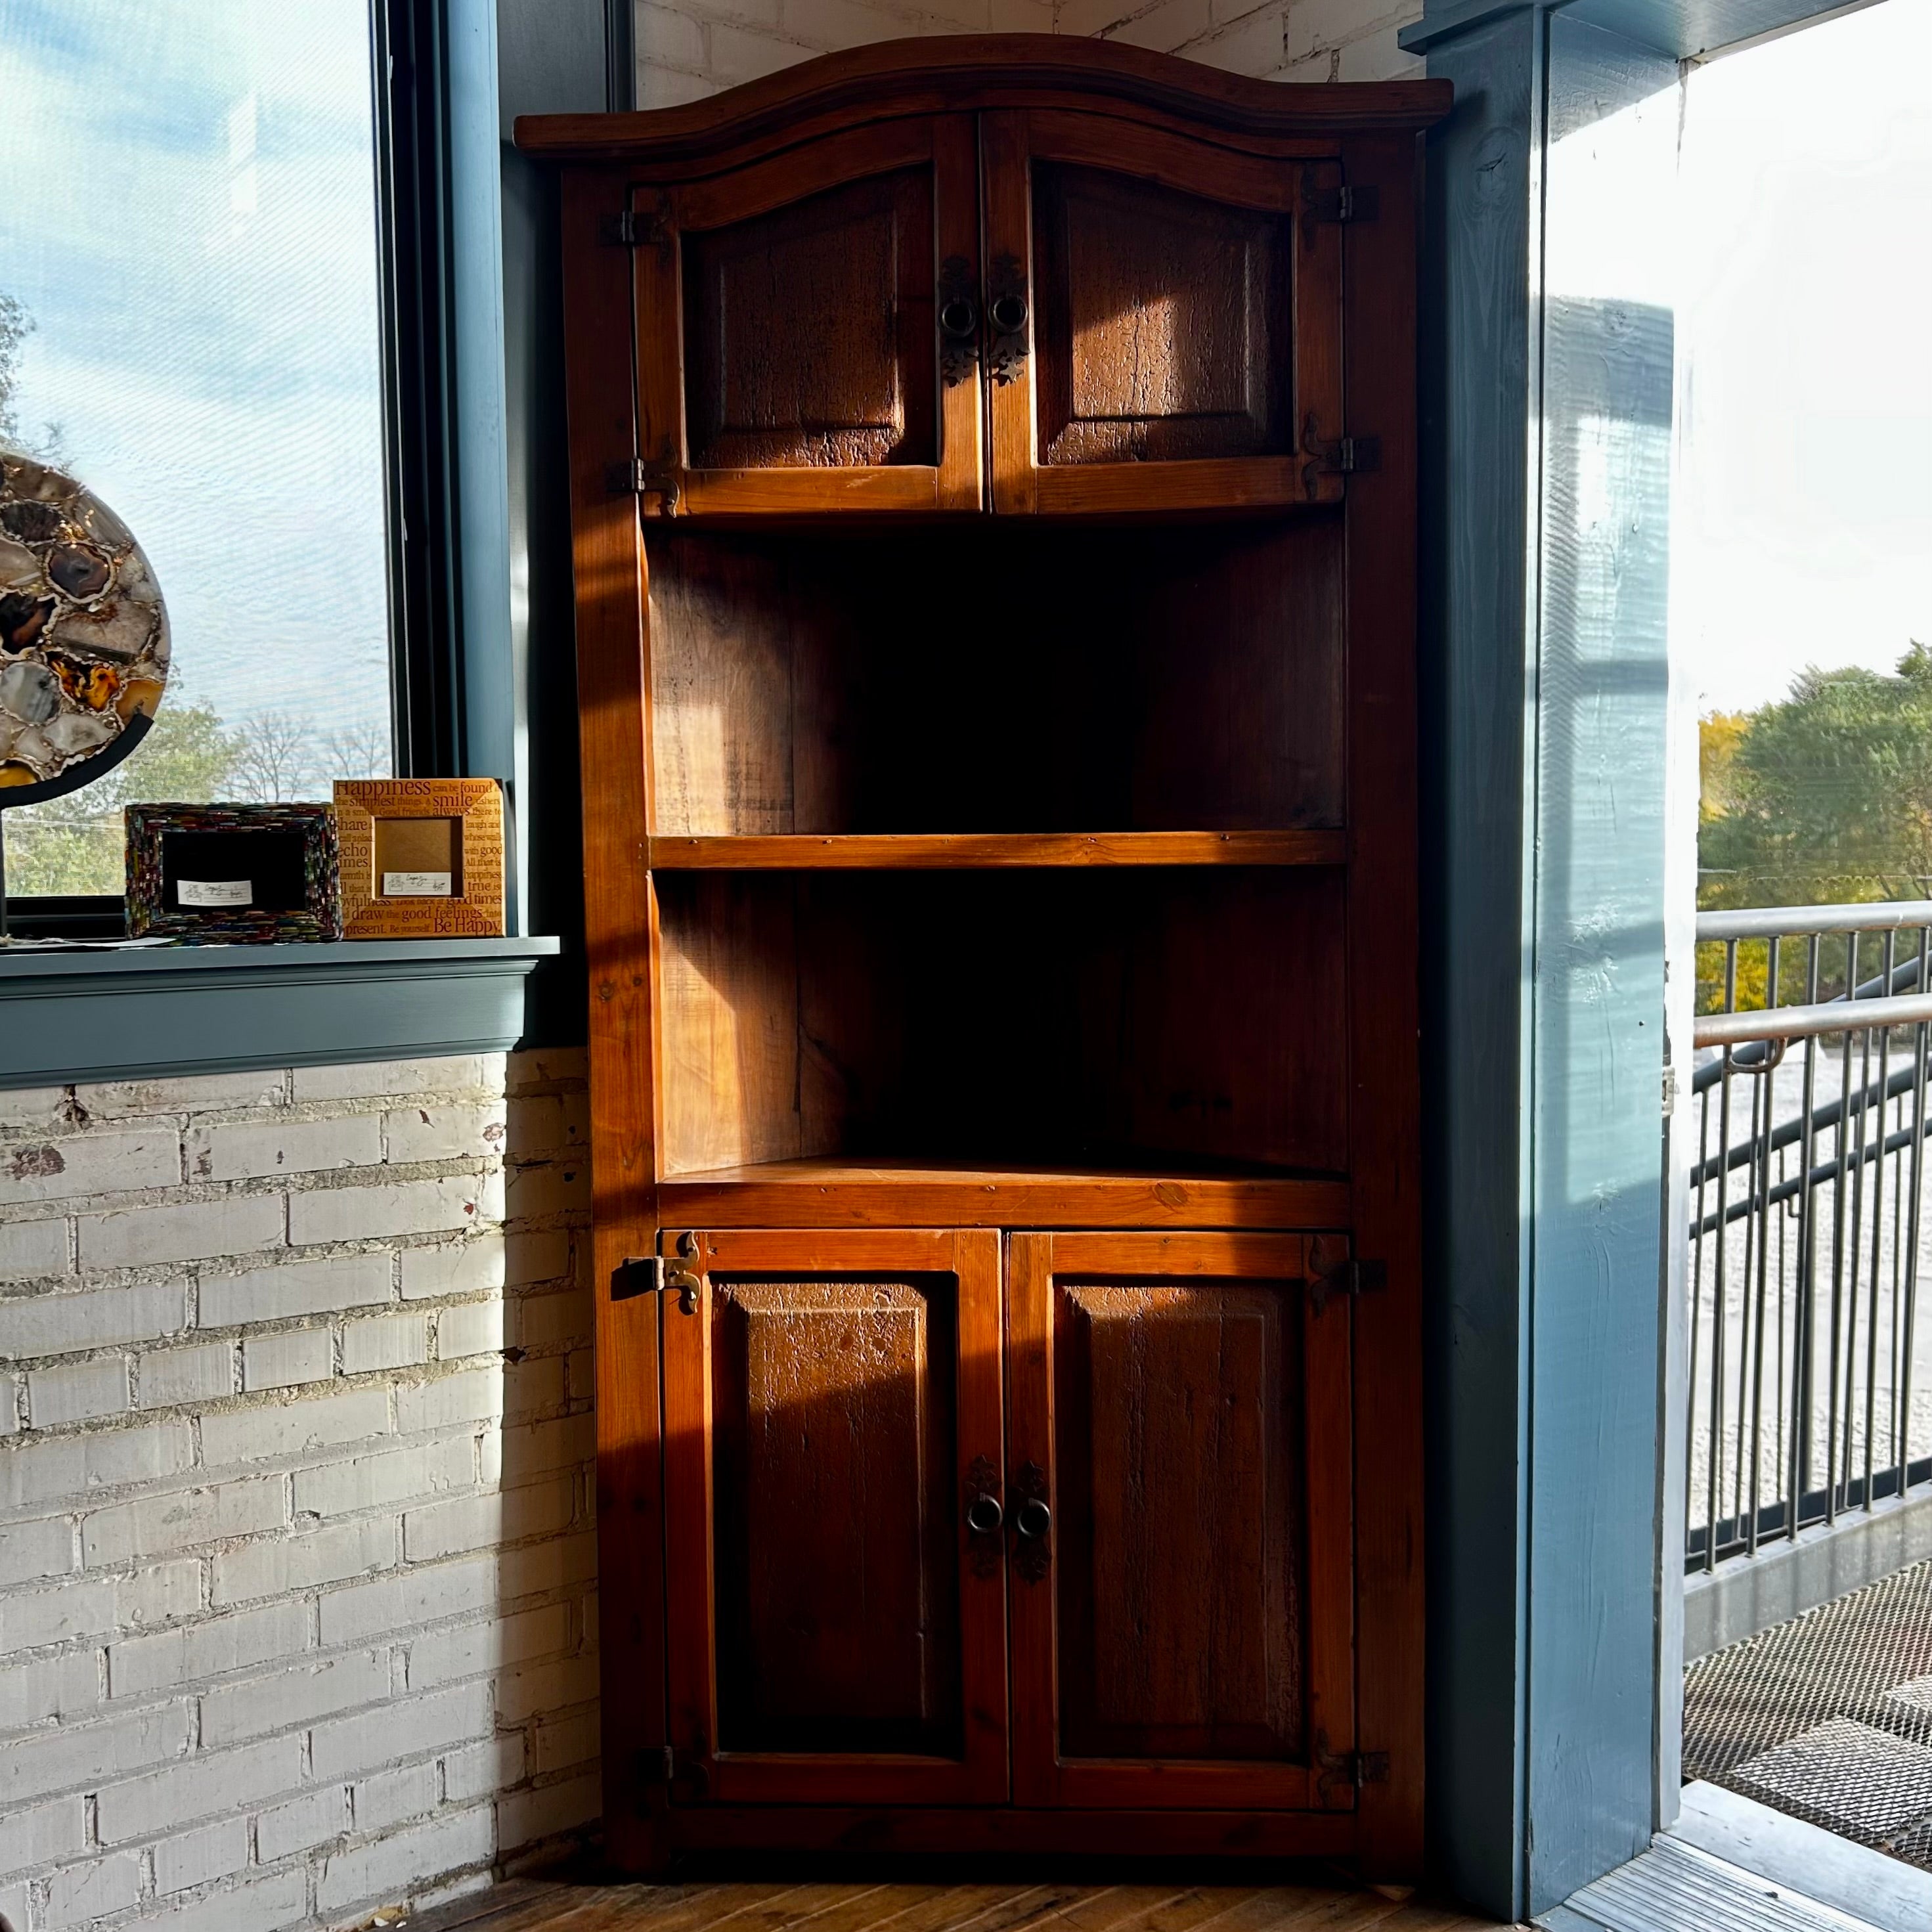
333, 778, 506, 939
126, 803, 342, 943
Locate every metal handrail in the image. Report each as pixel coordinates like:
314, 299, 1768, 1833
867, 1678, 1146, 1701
1698, 900, 1932, 942
1696, 990, 1932, 1049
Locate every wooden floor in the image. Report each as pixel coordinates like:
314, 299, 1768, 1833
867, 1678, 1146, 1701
414, 1875, 1518, 1932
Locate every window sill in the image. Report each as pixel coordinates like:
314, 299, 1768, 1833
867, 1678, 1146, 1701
0, 936, 563, 1089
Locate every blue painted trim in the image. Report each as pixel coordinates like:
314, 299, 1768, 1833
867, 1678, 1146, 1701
1404, 0, 1865, 55
0, 938, 560, 1089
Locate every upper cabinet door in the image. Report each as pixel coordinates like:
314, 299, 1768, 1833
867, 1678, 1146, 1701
634, 118, 983, 516
982, 112, 1345, 516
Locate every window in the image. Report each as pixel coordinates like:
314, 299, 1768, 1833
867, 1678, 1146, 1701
0, 0, 395, 899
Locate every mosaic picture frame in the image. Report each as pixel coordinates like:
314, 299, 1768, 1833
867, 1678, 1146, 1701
125, 802, 342, 943
332, 778, 506, 939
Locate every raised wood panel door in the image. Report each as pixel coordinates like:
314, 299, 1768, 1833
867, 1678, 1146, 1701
634, 119, 983, 516
661, 1228, 1008, 1805
982, 112, 1344, 515
1006, 1231, 1355, 1811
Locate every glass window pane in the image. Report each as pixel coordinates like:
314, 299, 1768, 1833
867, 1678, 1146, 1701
0, 0, 392, 896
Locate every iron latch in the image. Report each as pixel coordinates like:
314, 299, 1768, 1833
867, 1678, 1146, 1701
1317, 1734, 1391, 1797
1304, 183, 1380, 227
607, 458, 682, 515
635, 1744, 674, 1785
599, 207, 669, 248
1306, 1257, 1387, 1316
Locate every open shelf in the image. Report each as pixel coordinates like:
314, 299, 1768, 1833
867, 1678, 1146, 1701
659, 1155, 1351, 1229
646, 831, 1348, 869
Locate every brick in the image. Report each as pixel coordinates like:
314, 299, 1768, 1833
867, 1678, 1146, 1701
503, 1158, 589, 1219
255, 1784, 351, 1861
310, 1680, 491, 1782
0, 1127, 179, 1208
82, 1476, 284, 1567
443, 1732, 525, 1803
637, 61, 716, 107
0, 1650, 97, 1731
408, 1603, 570, 1690
634, 1, 707, 67
75, 1070, 286, 1117
0, 1215, 68, 1279
0, 1085, 70, 1130
0, 1881, 24, 1932
3, 1703, 190, 1809
1336, 25, 1420, 79
0, 1372, 14, 1434
79, 1195, 283, 1271
566, 1347, 594, 1403
112, 1870, 309, 1932
498, 1770, 600, 1851
200, 1646, 391, 1745
241, 1325, 333, 1390
96, 1733, 303, 1843
437, 1298, 506, 1361
293, 1055, 491, 1103
711, 22, 812, 80
506, 1047, 584, 1091
109, 1598, 311, 1698
401, 1227, 567, 1301
44, 1848, 143, 1925
493, 1414, 594, 1487
384, 1101, 508, 1165
317, 1801, 495, 1914
292, 1437, 472, 1518
26, 1354, 128, 1426
405, 1473, 575, 1563
198, 1386, 389, 1467
318, 1554, 494, 1647
353, 1759, 440, 1831
137, 1342, 234, 1409
343, 1311, 429, 1374
0, 1420, 195, 1512
119, 1557, 204, 1626
152, 1816, 249, 1895
211, 1515, 394, 1605
512, 1286, 592, 1351
187, 1111, 384, 1183
0, 1795, 85, 1878
1191, 3, 1284, 72
0, 1513, 74, 1585
198, 1251, 389, 1327
506, 1091, 587, 1156
291, 1172, 502, 1246
0, 1577, 107, 1652
497, 1529, 596, 1603
530, 1705, 601, 1775
395, 1367, 504, 1434
497, 1652, 600, 1726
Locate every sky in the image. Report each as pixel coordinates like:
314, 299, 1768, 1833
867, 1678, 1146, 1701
1675, 0, 1932, 716
0, 0, 391, 770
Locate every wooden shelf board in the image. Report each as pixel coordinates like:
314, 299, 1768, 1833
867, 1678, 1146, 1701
657, 1156, 1351, 1229
646, 830, 1346, 869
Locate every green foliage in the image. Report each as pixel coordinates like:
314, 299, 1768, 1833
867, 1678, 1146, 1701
1696, 645, 1932, 1013
2, 703, 238, 897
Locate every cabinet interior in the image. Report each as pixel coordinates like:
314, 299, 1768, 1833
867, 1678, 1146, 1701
647, 515, 1345, 836
656, 865, 1348, 1179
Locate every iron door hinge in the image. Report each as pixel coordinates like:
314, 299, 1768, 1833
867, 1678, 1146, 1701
1302, 412, 1382, 479
611, 1254, 702, 1311
1304, 182, 1380, 228
1306, 1257, 1387, 1317
600, 207, 669, 248
1317, 1733, 1391, 1797
607, 458, 682, 515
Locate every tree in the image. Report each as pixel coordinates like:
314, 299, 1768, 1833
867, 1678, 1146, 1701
1, 702, 239, 897
229, 711, 311, 802
0, 292, 72, 467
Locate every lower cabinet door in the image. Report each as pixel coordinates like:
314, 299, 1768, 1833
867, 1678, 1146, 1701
1007, 1231, 1355, 1810
661, 1227, 1009, 1805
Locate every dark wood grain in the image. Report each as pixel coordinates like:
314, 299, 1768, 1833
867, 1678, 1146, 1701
645, 833, 1348, 869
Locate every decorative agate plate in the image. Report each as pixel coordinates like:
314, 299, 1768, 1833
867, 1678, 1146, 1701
0, 448, 169, 805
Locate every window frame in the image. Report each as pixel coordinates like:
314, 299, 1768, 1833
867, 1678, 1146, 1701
1, 0, 466, 934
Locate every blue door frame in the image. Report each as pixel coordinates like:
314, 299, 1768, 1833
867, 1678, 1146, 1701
1405, 0, 1876, 1916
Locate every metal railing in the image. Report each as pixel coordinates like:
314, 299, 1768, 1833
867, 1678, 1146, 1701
1687, 901, 1932, 1571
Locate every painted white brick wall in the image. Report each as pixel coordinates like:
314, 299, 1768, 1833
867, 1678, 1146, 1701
0, 1051, 596, 1932
633, 0, 1421, 109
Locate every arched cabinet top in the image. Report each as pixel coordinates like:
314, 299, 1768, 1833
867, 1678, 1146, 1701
513, 33, 1453, 166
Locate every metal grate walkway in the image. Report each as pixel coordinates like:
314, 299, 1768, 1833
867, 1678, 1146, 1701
1684, 1555, 1932, 1864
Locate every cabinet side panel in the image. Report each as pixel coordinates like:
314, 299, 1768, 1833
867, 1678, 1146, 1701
711, 1275, 963, 1755
1055, 1281, 1304, 1761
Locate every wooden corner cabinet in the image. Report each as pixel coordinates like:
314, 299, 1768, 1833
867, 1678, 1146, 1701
518, 36, 1448, 1881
